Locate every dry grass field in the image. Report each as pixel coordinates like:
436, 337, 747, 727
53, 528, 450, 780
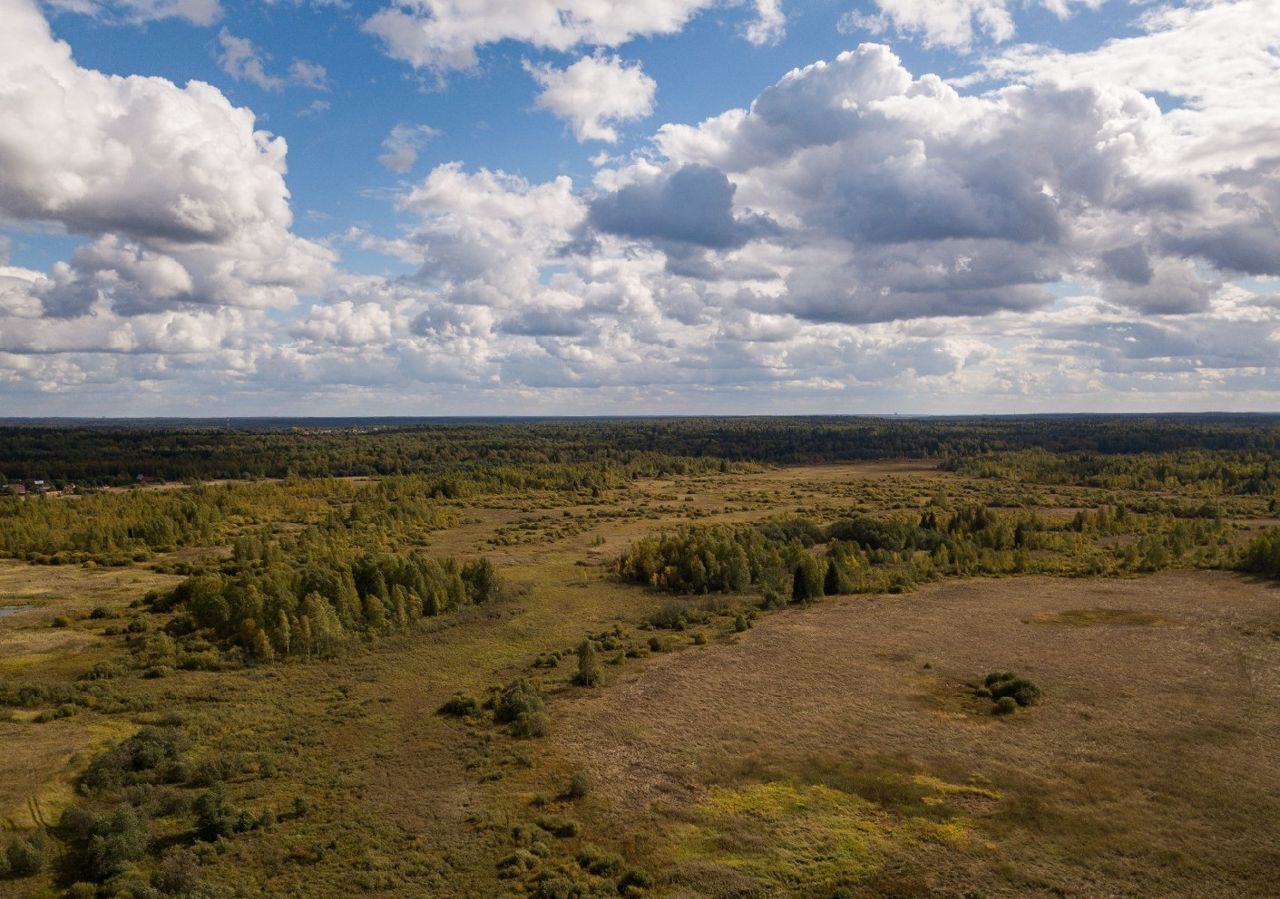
1, 459, 1278, 897
553, 571, 1280, 897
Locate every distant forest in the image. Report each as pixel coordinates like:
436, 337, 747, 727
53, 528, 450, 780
3, 415, 1280, 484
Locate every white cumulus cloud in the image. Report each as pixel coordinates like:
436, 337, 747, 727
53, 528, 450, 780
363, 0, 787, 71
526, 53, 657, 143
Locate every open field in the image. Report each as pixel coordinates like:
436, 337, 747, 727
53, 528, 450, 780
553, 571, 1280, 897
1, 423, 1279, 897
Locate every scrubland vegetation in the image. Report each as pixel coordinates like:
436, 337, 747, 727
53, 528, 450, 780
1, 416, 1278, 898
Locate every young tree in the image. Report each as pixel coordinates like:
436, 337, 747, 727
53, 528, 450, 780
823, 558, 839, 596
573, 639, 601, 687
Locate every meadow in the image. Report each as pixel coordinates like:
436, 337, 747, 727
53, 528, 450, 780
0, 418, 1278, 898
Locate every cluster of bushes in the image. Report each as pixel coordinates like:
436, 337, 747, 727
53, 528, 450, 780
976, 672, 1043, 715
441, 677, 551, 738
1238, 528, 1280, 578
39, 723, 300, 894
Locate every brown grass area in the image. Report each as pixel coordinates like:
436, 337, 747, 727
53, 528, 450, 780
554, 571, 1280, 898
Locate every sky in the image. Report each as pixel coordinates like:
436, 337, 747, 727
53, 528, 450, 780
0, 0, 1278, 416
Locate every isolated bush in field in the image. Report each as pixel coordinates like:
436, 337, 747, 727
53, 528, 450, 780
692, 632, 707, 645
647, 636, 665, 653
51, 615, 72, 628
495, 678, 549, 738
734, 613, 750, 632
292, 796, 310, 818
993, 696, 1018, 715
573, 639, 601, 687
986, 672, 1042, 707
438, 693, 481, 717
563, 771, 591, 801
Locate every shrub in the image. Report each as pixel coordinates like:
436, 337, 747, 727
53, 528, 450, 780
64, 804, 149, 882
67, 883, 97, 899
537, 815, 581, 838
193, 785, 239, 842
563, 771, 591, 801
510, 711, 551, 739
572, 640, 601, 687
647, 636, 664, 653
52, 616, 73, 628
648, 602, 690, 631
6, 833, 45, 876
993, 696, 1018, 716
292, 796, 310, 818
495, 678, 549, 736
986, 672, 1042, 707
619, 868, 655, 891
734, 613, 750, 632
692, 632, 707, 646
438, 693, 481, 717
497, 848, 539, 877
494, 678, 544, 723
151, 847, 203, 895
576, 845, 623, 876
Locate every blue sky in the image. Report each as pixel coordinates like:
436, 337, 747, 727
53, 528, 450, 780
1, 0, 1278, 415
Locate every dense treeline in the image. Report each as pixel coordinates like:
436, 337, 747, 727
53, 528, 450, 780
618, 502, 1235, 601
0, 466, 638, 563
952, 448, 1280, 496
155, 524, 502, 661
4, 415, 1280, 484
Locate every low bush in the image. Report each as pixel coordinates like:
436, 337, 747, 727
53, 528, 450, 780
993, 696, 1018, 715
495, 678, 550, 737
536, 815, 581, 838
648, 601, 691, 631
619, 868, 655, 891
985, 671, 1042, 707
510, 711, 551, 739
5, 832, 45, 877
562, 771, 591, 801
576, 845, 623, 876
438, 693, 481, 716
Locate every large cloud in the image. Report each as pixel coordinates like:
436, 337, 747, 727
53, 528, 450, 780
0, 0, 332, 321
